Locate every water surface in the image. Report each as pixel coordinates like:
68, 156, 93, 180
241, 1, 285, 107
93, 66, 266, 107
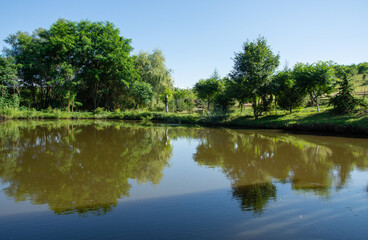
0, 120, 367, 239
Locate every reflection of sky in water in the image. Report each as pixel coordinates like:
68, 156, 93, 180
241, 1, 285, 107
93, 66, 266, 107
125, 138, 230, 202
0, 182, 49, 217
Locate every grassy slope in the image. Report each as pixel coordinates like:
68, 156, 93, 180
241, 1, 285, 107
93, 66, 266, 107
352, 74, 368, 94
227, 108, 368, 135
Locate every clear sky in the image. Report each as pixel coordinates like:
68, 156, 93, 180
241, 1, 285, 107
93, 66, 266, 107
0, 0, 367, 88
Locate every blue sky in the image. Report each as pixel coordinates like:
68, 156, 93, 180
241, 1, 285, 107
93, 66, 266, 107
1, 0, 367, 88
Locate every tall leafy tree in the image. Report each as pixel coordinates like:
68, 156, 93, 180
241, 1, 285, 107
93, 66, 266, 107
74, 20, 138, 110
194, 70, 222, 115
5, 19, 138, 110
5, 29, 58, 109
230, 36, 279, 119
294, 61, 336, 112
273, 70, 306, 113
213, 77, 235, 114
134, 49, 173, 110
47, 19, 79, 111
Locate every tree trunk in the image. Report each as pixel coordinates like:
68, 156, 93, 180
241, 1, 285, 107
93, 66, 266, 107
316, 99, 320, 113
165, 94, 169, 113
45, 85, 51, 109
274, 97, 277, 115
93, 82, 98, 110
67, 91, 70, 113
207, 99, 210, 116
253, 98, 258, 120
311, 93, 320, 113
240, 103, 243, 116
16, 87, 20, 98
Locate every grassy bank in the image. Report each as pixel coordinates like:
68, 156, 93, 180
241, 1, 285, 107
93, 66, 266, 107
1, 106, 367, 136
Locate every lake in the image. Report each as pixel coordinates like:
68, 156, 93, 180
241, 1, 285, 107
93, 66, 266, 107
0, 120, 367, 239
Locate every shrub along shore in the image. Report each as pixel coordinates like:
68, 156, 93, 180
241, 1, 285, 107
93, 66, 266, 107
1, 107, 367, 137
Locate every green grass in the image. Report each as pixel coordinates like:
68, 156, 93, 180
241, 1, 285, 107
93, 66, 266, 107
1, 105, 367, 136
227, 106, 368, 135
348, 73, 368, 94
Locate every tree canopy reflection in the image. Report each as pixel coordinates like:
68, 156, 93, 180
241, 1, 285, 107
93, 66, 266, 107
1, 121, 367, 216
192, 129, 368, 213
0, 121, 172, 215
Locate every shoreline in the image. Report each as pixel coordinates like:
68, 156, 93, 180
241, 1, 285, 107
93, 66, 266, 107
1, 109, 367, 138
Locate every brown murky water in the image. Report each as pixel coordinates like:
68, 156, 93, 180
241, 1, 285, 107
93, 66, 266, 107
0, 120, 367, 239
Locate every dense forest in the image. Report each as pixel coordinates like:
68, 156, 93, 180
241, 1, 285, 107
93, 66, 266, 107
1, 19, 367, 117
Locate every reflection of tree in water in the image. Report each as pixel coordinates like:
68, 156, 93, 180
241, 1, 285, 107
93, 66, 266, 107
232, 183, 276, 214
0, 121, 172, 216
193, 128, 368, 214
1, 122, 368, 216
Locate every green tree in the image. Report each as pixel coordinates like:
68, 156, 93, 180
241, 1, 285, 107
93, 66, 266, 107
213, 77, 235, 114
0, 56, 20, 108
172, 88, 195, 112
273, 70, 306, 113
358, 62, 368, 74
129, 81, 153, 110
134, 49, 173, 109
194, 70, 222, 115
294, 61, 336, 112
5, 29, 58, 109
329, 73, 364, 114
0, 56, 19, 97
230, 36, 280, 119
5, 19, 138, 110
47, 19, 80, 112
74, 20, 138, 110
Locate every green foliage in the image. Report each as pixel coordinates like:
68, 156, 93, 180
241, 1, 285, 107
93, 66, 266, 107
2, 20, 367, 121
134, 49, 173, 108
172, 88, 195, 112
273, 70, 306, 113
0, 56, 20, 109
230, 36, 280, 119
334, 64, 358, 78
129, 81, 153, 109
358, 62, 368, 74
5, 19, 138, 110
329, 74, 365, 114
294, 61, 336, 112
0, 91, 20, 109
194, 70, 222, 115
0, 56, 18, 88
213, 77, 235, 114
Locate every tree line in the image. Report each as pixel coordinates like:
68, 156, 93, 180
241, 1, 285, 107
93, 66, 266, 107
0, 19, 184, 112
194, 37, 367, 117
1, 19, 367, 116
